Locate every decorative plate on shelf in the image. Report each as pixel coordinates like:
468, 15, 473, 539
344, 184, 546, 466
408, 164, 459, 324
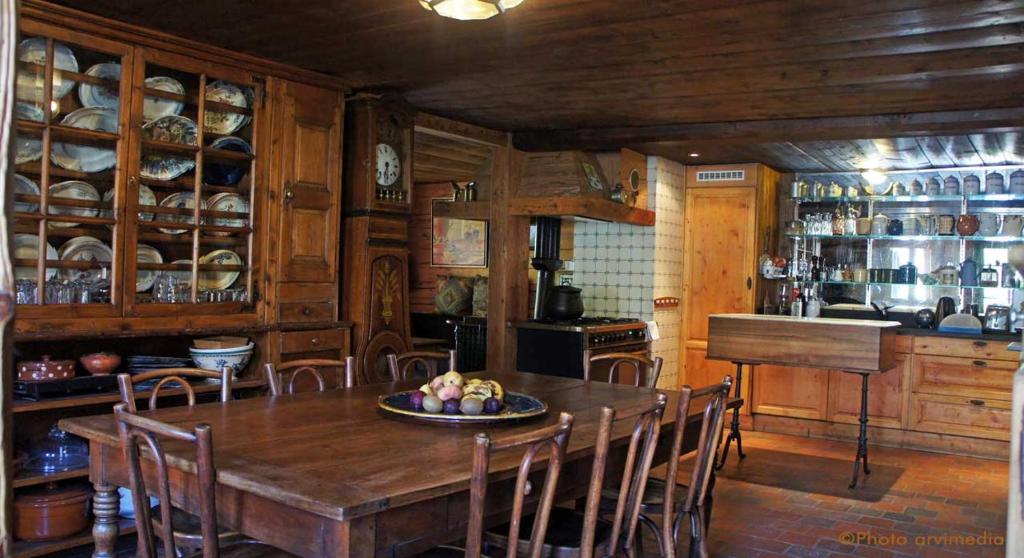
135, 244, 163, 293
206, 192, 248, 234
58, 236, 112, 284
204, 136, 252, 186
378, 390, 547, 425
143, 76, 185, 122
50, 107, 118, 173
140, 154, 195, 181
143, 115, 197, 145
47, 180, 100, 228
15, 101, 47, 122
167, 259, 193, 287
17, 37, 78, 102
78, 63, 121, 109
101, 183, 155, 225
14, 234, 58, 281
157, 192, 204, 234
204, 80, 249, 135
197, 249, 241, 291
14, 174, 40, 214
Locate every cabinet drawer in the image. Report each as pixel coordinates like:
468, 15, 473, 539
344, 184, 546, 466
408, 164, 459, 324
912, 354, 1014, 400
910, 392, 1011, 441
913, 337, 1017, 362
280, 328, 348, 355
279, 301, 335, 323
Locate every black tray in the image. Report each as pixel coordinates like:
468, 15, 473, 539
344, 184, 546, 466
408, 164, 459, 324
15, 375, 119, 401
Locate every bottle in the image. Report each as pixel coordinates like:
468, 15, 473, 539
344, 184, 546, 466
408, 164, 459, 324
811, 256, 820, 282
805, 287, 821, 318
790, 286, 804, 317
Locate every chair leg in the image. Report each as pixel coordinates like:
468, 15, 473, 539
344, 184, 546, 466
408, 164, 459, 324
688, 510, 708, 558
636, 513, 662, 558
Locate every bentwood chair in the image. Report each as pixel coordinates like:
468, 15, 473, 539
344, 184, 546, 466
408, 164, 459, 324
264, 357, 357, 395
386, 349, 457, 381
584, 351, 663, 389
627, 376, 732, 558
114, 402, 296, 558
117, 368, 241, 557
417, 412, 575, 558
486, 394, 668, 558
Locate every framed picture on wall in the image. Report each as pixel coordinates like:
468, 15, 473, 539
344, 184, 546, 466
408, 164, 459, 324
431, 201, 489, 268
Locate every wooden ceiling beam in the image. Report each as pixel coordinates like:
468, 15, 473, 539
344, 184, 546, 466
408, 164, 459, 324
414, 112, 506, 147
512, 108, 1024, 152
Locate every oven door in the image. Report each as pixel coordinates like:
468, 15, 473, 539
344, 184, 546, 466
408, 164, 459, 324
588, 343, 652, 386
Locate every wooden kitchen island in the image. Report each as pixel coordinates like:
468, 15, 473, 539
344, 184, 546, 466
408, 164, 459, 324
707, 314, 901, 488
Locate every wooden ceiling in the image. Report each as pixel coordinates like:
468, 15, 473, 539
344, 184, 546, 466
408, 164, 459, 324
45, 0, 1024, 171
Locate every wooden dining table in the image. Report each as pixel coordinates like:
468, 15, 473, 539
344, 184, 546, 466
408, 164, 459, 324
59, 371, 739, 558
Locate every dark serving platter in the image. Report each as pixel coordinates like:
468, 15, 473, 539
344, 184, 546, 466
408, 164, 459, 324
378, 390, 547, 424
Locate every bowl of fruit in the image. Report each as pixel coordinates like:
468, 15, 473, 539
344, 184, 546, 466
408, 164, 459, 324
377, 371, 547, 424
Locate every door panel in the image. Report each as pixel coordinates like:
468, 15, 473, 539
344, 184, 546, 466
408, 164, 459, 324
751, 364, 830, 420
828, 354, 907, 429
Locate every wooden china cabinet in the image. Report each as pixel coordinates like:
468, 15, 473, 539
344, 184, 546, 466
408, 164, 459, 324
342, 98, 415, 382
7, 3, 350, 556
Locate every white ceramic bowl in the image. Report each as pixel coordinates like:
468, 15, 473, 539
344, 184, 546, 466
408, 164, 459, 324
189, 342, 254, 379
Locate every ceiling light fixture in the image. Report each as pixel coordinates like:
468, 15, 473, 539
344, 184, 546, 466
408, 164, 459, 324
419, 0, 524, 20
688, 152, 700, 158
861, 169, 888, 186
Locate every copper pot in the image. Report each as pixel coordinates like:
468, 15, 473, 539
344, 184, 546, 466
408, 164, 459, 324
17, 356, 75, 382
956, 214, 980, 237
79, 353, 121, 376
14, 482, 91, 541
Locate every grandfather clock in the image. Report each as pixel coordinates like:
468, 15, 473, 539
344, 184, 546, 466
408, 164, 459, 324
342, 98, 414, 383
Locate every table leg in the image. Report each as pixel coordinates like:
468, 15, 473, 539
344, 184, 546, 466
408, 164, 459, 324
715, 362, 748, 470
849, 372, 871, 489
91, 482, 120, 558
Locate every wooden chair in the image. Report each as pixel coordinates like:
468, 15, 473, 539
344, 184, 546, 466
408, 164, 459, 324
386, 349, 456, 381
584, 351, 663, 389
264, 357, 356, 395
114, 402, 296, 558
630, 376, 733, 558
116, 368, 240, 557
485, 394, 668, 558
417, 412, 575, 558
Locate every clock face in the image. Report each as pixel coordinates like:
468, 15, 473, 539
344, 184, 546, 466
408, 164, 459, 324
376, 143, 401, 187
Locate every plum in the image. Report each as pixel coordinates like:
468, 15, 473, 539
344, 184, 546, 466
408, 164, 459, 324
442, 399, 461, 414
483, 397, 501, 414
409, 391, 425, 410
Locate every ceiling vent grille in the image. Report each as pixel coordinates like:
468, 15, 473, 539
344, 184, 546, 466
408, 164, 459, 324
695, 169, 745, 182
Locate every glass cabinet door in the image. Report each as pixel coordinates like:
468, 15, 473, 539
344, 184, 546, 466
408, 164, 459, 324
125, 48, 259, 316
12, 24, 131, 317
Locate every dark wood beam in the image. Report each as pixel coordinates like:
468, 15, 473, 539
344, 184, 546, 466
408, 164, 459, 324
512, 108, 1024, 152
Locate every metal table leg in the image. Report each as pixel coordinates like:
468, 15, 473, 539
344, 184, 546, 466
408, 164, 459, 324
849, 372, 871, 489
715, 362, 748, 470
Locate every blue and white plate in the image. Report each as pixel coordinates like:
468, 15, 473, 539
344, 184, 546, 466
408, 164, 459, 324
197, 249, 241, 290
135, 244, 163, 293
50, 107, 118, 173
47, 180, 99, 228
101, 183, 155, 225
14, 174, 40, 213
204, 136, 251, 186
206, 192, 249, 235
15, 102, 47, 122
157, 192, 205, 235
78, 63, 121, 109
141, 154, 195, 181
143, 76, 185, 122
14, 103, 44, 164
16, 37, 78, 102
143, 115, 197, 145
58, 236, 112, 284
14, 234, 58, 281
204, 81, 249, 135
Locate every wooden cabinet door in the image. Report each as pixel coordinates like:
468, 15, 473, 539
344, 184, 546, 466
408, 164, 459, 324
683, 344, 749, 414
828, 354, 908, 429
751, 364, 830, 420
682, 187, 756, 342
275, 80, 342, 284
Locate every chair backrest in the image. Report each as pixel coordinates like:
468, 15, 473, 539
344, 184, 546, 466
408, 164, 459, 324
465, 412, 574, 558
265, 357, 356, 395
584, 351, 663, 389
579, 394, 668, 558
660, 376, 732, 558
117, 367, 233, 413
114, 402, 220, 558
386, 349, 456, 381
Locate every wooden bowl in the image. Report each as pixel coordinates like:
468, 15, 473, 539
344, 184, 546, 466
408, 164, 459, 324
79, 352, 121, 376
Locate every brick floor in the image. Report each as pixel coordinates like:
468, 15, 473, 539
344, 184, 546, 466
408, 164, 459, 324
649, 431, 1009, 558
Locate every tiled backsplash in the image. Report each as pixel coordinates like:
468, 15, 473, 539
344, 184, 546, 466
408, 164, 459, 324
572, 221, 656, 317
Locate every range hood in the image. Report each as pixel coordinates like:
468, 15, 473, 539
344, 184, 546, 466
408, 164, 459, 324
510, 149, 655, 226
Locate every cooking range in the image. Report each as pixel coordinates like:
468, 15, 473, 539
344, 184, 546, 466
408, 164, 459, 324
514, 317, 650, 379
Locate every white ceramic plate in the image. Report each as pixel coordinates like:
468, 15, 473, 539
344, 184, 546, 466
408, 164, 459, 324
58, 236, 112, 284
206, 192, 248, 235
78, 63, 121, 109
198, 249, 241, 290
204, 80, 248, 135
143, 76, 185, 122
101, 183, 155, 224
140, 154, 195, 181
14, 174, 40, 214
157, 192, 205, 234
136, 243, 163, 292
50, 107, 118, 173
48, 180, 99, 228
14, 103, 46, 164
15, 102, 46, 122
16, 37, 78, 102
143, 115, 197, 145
14, 234, 58, 281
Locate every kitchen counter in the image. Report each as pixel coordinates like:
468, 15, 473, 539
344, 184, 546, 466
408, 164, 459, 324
894, 327, 1019, 343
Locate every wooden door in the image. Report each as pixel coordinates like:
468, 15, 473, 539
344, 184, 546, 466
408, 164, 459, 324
683, 346, 749, 414
682, 186, 757, 342
751, 364, 830, 420
828, 353, 909, 429
274, 80, 342, 284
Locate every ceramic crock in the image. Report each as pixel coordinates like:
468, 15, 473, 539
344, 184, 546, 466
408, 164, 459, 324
956, 214, 980, 236
17, 356, 75, 382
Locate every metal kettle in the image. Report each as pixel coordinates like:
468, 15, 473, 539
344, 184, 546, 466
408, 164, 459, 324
959, 257, 979, 287
935, 296, 957, 326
